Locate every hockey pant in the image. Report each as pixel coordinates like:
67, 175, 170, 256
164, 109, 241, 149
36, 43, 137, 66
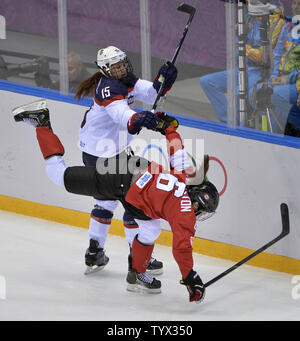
82, 151, 140, 247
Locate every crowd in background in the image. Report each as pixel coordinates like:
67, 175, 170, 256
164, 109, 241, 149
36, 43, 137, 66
1, 1, 300, 138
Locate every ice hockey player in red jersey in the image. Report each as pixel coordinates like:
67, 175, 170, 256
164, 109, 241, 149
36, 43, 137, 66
13, 100, 219, 303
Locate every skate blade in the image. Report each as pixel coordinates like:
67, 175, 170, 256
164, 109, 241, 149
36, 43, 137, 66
126, 283, 161, 294
84, 264, 106, 275
12, 99, 47, 115
146, 268, 163, 276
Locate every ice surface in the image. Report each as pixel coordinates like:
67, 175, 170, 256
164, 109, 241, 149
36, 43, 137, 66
0, 210, 299, 321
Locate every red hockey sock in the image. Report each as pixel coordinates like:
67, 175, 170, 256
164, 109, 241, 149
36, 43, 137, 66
36, 126, 65, 159
131, 236, 154, 273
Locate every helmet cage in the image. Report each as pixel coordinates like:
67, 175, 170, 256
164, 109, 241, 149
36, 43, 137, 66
195, 211, 216, 222
187, 181, 219, 220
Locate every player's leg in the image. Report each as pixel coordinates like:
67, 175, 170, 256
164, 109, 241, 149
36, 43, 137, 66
126, 219, 162, 293
84, 199, 119, 274
13, 100, 111, 274
13, 100, 67, 186
82, 152, 117, 274
123, 212, 163, 275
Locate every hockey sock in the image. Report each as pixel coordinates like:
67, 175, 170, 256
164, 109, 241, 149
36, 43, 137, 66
131, 235, 154, 273
123, 212, 139, 248
88, 206, 113, 248
36, 126, 65, 159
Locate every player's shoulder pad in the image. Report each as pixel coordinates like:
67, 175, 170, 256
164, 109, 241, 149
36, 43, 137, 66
95, 77, 129, 107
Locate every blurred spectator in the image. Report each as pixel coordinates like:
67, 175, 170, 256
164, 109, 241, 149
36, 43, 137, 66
0, 55, 7, 80
284, 103, 300, 137
34, 51, 91, 93
0, 51, 91, 94
262, 0, 300, 133
284, 66, 300, 138
199, 2, 285, 123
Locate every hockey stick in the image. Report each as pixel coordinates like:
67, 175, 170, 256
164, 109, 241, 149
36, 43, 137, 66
152, 3, 196, 112
204, 203, 290, 288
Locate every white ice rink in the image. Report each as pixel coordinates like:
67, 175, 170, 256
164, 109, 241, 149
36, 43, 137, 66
0, 210, 299, 322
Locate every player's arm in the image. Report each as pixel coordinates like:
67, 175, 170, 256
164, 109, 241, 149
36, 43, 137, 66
133, 61, 177, 104
132, 78, 158, 104
164, 126, 194, 177
168, 207, 205, 303
164, 126, 207, 185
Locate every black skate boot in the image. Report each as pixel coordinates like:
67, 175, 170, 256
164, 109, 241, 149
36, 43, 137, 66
147, 256, 163, 276
126, 269, 161, 294
84, 239, 109, 275
13, 99, 51, 128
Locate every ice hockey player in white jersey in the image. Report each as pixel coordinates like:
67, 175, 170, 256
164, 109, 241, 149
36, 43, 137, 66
74, 46, 178, 275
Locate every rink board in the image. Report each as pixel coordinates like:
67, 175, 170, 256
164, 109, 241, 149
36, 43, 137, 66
0, 85, 300, 275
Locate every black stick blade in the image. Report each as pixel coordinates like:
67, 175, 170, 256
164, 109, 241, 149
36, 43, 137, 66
280, 203, 290, 235
177, 3, 196, 15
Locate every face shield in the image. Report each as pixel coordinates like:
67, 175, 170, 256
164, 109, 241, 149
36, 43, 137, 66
192, 201, 216, 222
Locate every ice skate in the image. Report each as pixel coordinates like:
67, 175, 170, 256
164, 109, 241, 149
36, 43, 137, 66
146, 256, 163, 276
128, 250, 163, 276
13, 99, 51, 128
84, 239, 109, 275
126, 269, 161, 294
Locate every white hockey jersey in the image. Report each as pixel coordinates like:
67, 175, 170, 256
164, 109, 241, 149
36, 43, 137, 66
78, 74, 157, 158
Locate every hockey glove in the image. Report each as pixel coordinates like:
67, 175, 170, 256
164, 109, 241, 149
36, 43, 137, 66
155, 112, 179, 135
180, 269, 205, 303
153, 61, 178, 95
127, 111, 160, 135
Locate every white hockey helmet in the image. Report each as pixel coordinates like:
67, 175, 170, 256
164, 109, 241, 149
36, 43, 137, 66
96, 46, 131, 77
